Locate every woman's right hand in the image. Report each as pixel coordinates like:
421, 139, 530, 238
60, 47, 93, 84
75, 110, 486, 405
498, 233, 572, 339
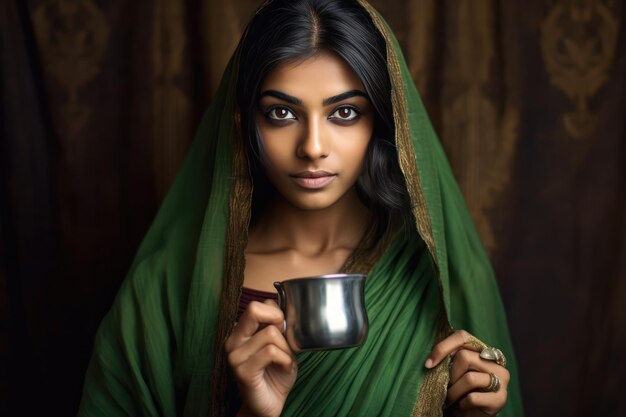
225, 299, 298, 417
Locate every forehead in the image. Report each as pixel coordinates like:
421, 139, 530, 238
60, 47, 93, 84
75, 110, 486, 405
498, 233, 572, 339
260, 51, 365, 98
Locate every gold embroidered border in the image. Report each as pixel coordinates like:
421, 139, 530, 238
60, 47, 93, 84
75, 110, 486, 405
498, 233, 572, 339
357, 1, 438, 269
357, 1, 451, 416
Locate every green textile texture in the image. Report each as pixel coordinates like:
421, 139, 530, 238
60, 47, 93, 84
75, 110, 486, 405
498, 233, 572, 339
78, 3, 523, 416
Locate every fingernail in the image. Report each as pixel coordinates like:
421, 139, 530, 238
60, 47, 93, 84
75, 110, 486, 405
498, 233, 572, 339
425, 358, 433, 368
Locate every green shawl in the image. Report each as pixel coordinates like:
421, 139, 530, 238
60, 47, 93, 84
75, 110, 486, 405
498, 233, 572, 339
78, 2, 523, 416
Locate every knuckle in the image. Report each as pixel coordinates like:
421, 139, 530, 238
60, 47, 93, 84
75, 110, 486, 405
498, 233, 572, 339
264, 298, 279, 308
501, 368, 511, 383
456, 348, 473, 362
226, 350, 238, 367
457, 329, 471, 342
247, 300, 262, 314
264, 344, 279, 357
465, 392, 480, 406
465, 372, 479, 386
266, 325, 282, 339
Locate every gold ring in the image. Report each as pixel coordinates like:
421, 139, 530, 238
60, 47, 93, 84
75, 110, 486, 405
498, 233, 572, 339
481, 372, 501, 393
479, 347, 507, 368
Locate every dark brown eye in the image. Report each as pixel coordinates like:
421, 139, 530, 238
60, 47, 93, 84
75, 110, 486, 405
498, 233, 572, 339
330, 106, 359, 121
267, 107, 296, 120
339, 108, 351, 118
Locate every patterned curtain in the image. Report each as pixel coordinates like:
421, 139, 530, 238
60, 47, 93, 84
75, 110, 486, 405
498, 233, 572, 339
1, 0, 624, 415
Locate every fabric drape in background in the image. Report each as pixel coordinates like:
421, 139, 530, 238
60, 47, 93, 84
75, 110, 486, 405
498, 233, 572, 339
1, 0, 624, 415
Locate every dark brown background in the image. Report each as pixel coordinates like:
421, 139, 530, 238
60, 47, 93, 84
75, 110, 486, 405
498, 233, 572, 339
2, 0, 624, 415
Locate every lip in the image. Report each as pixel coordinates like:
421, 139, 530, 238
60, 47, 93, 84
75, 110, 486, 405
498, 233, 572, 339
290, 171, 337, 189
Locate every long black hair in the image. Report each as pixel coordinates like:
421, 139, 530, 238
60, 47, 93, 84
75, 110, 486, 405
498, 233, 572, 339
236, 0, 411, 241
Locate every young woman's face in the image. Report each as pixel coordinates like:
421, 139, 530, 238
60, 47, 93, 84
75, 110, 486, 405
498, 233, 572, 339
256, 51, 374, 211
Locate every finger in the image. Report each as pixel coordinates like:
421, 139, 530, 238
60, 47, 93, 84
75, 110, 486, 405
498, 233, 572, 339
446, 371, 492, 405
228, 324, 293, 368
426, 330, 481, 368
233, 344, 297, 383
226, 301, 284, 352
263, 298, 280, 308
449, 349, 510, 386
456, 391, 506, 416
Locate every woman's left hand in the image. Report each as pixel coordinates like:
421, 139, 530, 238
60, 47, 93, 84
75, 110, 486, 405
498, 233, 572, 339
425, 330, 509, 416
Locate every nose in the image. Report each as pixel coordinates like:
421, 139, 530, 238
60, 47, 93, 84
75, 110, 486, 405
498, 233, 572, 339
296, 117, 329, 160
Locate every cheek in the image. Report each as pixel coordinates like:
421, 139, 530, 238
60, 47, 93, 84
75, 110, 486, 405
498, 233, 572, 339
256, 123, 296, 168
334, 126, 372, 168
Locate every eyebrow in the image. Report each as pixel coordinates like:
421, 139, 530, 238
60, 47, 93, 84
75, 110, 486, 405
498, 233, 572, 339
259, 89, 369, 106
259, 90, 301, 105
322, 90, 369, 106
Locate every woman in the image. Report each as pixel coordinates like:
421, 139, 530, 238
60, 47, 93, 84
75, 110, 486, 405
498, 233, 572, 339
79, 1, 523, 416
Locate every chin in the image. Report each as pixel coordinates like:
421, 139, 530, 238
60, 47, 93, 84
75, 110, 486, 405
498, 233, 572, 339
284, 193, 343, 211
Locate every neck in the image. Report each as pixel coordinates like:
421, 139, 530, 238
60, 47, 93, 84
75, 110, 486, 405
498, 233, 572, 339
247, 188, 372, 256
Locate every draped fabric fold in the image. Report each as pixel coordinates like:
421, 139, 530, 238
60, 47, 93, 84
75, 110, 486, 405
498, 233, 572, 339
282, 235, 440, 417
78, 1, 523, 416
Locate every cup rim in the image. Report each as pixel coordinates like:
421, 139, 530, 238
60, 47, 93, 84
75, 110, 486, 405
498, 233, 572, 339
274, 273, 366, 285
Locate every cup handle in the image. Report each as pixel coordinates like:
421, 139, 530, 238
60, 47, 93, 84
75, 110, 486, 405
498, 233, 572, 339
273, 282, 287, 335
273, 282, 285, 310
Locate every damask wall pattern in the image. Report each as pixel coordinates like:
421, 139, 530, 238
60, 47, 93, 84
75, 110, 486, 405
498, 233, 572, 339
32, 0, 110, 138
439, 0, 519, 254
541, 0, 619, 139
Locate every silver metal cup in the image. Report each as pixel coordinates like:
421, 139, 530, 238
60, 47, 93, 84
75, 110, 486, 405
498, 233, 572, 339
273, 273, 368, 352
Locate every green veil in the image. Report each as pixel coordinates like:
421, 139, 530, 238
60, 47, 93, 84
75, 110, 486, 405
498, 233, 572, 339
78, 1, 523, 416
